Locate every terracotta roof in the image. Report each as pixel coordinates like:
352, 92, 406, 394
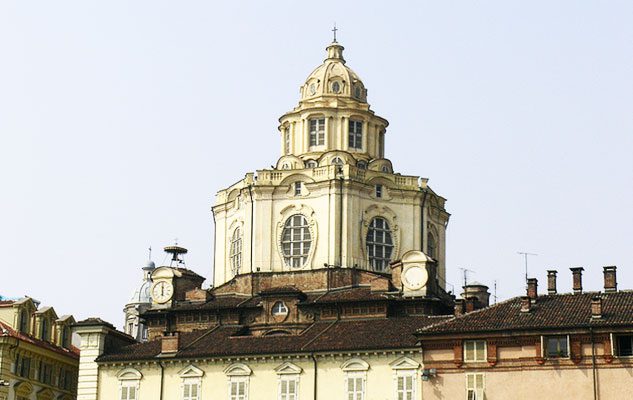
0, 300, 15, 306
419, 291, 633, 335
0, 321, 79, 359
97, 316, 449, 362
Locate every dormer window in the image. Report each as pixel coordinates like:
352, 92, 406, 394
332, 81, 341, 93
348, 120, 363, 149
40, 318, 49, 341
294, 182, 302, 196
309, 118, 325, 147
19, 310, 29, 333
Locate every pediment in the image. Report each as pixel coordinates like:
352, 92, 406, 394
116, 367, 143, 380
390, 356, 420, 370
178, 364, 204, 378
275, 362, 302, 375
224, 362, 252, 376
341, 358, 369, 372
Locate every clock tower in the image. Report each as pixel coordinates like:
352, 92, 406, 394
211, 39, 450, 292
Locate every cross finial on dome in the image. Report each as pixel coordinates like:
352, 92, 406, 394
332, 23, 338, 43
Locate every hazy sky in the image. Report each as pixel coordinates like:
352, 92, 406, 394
1, 1, 632, 328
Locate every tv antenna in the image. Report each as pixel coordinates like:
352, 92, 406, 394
493, 280, 498, 304
459, 268, 474, 287
517, 251, 538, 286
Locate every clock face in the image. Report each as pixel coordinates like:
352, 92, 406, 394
403, 265, 428, 291
152, 281, 174, 304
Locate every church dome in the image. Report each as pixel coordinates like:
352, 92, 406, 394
129, 279, 152, 304
300, 41, 367, 103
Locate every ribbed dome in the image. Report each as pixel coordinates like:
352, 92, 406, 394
129, 279, 152, 304
300, 42, 367, 103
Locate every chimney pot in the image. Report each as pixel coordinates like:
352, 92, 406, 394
527, 278, 538, 301
520, 296, 531, 313
591, 295, 603, 319
570, 267, 584, 294
603, 266, 617, 293
547, 270, 557, 295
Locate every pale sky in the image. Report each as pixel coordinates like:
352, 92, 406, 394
1, 1, 632, 328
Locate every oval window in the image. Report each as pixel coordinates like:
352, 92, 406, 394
332, 81, 341, 93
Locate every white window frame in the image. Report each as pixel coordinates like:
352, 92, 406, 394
117, 368, 142, 400
345, 371, 366, 400
465, 373, 484, 400
542, 335, 570, 359
309, 118, 325, 147
272, 301, 289, 316
182, 377, 201, 400
225, 363, 251, 400
294, 182, 302, 196
463, 340, 487, 362
395, 370, 416, 400
179, 365, 204, 400
278, 374, 299, 400
341, 358, 369, 400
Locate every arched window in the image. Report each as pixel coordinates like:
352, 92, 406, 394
427, 232, 437, 259
305, 160, 317, 168
357, 161, 367, 170
332, 157, 343, 165
281, 215, 311, 268
366, 217, 393, 271
19, 310, 28, 333
230, 228, 242, 275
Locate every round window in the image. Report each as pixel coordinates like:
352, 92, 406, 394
309, 83, 317, 95
272, 301, 288, 316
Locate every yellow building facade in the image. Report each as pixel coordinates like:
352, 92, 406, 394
0, 297, 78, 400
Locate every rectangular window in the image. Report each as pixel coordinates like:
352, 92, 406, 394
346, 373, 365, 400
375, 184, 383, 198
121, 383, 138, 400
309, 118, 325, 147
466, 373, 484, 400
463, 340, 487, 362
294, 182, 302, 196
396, 372, 415, 400
545, 335, 569, 358
378, 132, 385, 158
279, 376, 298, 400
230, 378, 248, 400
616, 335, 633, 356
348, 120, 363, 149
183, 379, 199, 400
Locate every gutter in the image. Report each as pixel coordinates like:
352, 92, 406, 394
590, 326, 598, 400
310, 353, 318, 400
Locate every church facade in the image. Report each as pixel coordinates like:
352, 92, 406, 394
71, 38, 633, 400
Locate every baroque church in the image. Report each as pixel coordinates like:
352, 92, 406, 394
72, 36, 633, 400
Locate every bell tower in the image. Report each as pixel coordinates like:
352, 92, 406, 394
212, 39, 450, 288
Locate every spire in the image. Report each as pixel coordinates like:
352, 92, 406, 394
325, 23, 345, 62
332, 23, 338, 43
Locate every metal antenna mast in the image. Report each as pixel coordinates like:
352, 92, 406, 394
517, 251, 538, 286
459, 268, 474, 287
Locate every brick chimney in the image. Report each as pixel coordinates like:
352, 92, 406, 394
570, 267, 584, 294
547, 270, 557, 295
527, 278, 538, 301
454, 299, 464, 317
520, 296, 531, 313
464, 297, 476, 313
161, 332, 180, 354
591, 295, 602, 319
603, 266, 617, 293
